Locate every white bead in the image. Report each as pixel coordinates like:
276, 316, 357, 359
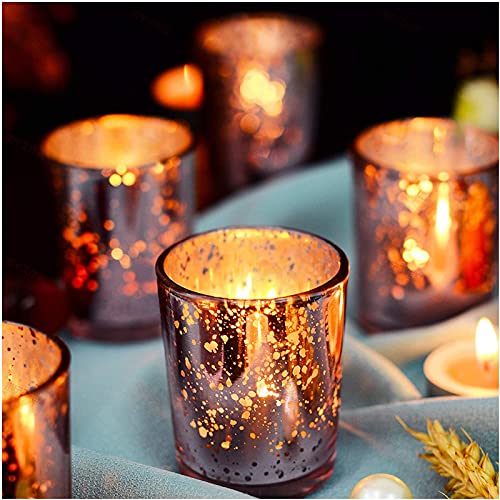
350, 473, 413, 499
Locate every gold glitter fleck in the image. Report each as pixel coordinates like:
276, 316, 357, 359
199, 427, 208, 438
204, 341, 218, 353
239, 396, 252, 407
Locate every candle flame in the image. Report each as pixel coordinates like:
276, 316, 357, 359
435, 181, 452, 244
475, 317, 499, 364
234, 274, 277, 299
235, 273, 253, 299
183, 64, 192, 85
19, 399, 35, 431
151, 64, 203, 110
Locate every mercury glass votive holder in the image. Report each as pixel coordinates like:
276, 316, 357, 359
156, 227, 349, 497
195, 14, 322, 196
351, 117, 499, 332
42, 114, 195, 341
2, 321, 71, 498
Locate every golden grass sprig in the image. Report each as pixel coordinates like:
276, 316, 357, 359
396, 416, 499, 499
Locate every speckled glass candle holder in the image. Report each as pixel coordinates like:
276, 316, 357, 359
42, 114, 195, 341
195, 14, 321, 197
156, 227, 349, 497
351, 117, 499, 332
2, 321, 71, 498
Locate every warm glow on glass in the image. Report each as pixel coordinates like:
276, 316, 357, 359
151, 64, 204, 110
256, 379, 279, 398
435, 181, 452, 246
240, 68, 285, 116
19, 400, 35, 432
475, 317, 499, 365
428, 180, 456, 287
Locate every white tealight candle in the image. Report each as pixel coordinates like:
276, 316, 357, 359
423, 317, 499, 397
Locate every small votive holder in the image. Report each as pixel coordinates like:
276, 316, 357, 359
195, 14, 322, 196
2, 321, 71, 498
351, 117, 498, 332
156, 227, 349, 497
42, 114, 195, 341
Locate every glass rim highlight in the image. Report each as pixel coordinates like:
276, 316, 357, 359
2, 320, 71, 406
155, 225, 350, 303
196, 12, 323, 56
351, 116, 499, 180
41, 113, 196, 171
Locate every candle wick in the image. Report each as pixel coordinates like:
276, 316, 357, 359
480, 358, 496, 373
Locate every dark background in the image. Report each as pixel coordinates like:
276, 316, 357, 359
3, 2, 499, 282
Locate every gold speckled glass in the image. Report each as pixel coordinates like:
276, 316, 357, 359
351, 117, 499, 332
2, 321, 71, 499
156, 227, 349, 497
195, 14, 322, 197
42, 114, 195, 341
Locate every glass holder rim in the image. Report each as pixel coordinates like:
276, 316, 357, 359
40, 113, 197, 172
350, 116, 499, 181
195, 11, 324, 56
155, 225, 350, 304
2, 320, 71, 407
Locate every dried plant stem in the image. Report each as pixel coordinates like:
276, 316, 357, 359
397, 416, 499, 499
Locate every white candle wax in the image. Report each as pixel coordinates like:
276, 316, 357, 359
423, 318, 499, 397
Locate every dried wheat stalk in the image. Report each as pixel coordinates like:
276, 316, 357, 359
397, 416, 499, 499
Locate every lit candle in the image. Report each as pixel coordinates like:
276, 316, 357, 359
423, 317, 499, 396
195, 14, 322, 196
42, 115, 195, 341
475, 317, 499, 386
151, 64, 203, 111
352, 117, 498, 332
156, 227, 349, 496
2, 321, 71, 498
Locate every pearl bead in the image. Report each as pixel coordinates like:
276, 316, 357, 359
350, 473, 413, 499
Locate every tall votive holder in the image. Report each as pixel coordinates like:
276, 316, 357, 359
2, 321, 71, 498
351, 117, 498, 332
156, 227, 349, 497
42, 114, 195, 341
195, 14, 322, 197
